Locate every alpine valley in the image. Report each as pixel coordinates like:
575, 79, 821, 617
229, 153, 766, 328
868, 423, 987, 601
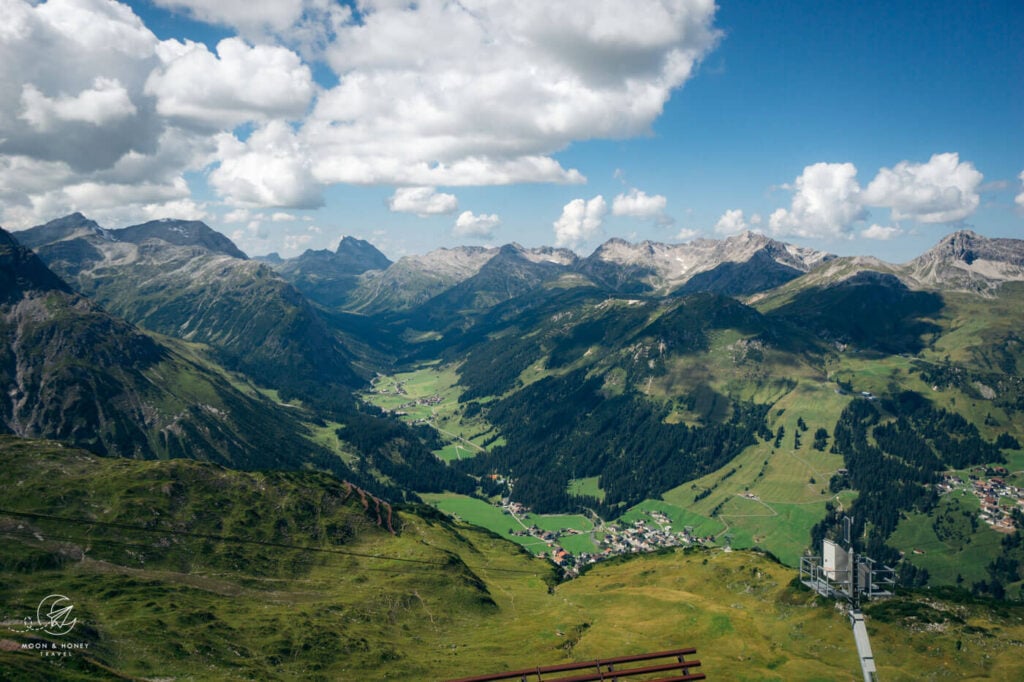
3, 214, 1024, 680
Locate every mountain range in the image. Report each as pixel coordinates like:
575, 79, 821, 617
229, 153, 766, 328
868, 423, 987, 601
2, 212, 1024, 679
0, 226, 349, 472
2, 212, 1024, 603
17, 213, 365, 398
264, 227, 1024, 319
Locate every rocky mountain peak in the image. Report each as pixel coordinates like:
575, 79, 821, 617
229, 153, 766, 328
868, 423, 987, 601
517, 244, 579, 267
254, 252, 284, 265
722, 230, 770, 247
397, 245, 497, 274
117, 219, 248, 259
903, 231, 1024, 293
715, 231, 832, 269
922, 230, 1023, 266
334, 236, 392, 271
586, 238, 670, 269
14, 212, 110, 249
19, 214, 249, 262
579, 233, 834, 295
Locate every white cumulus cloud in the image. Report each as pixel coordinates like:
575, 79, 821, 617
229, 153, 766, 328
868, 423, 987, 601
0, 0, 223, 227
308, 0, 719, 186
713, 208, 761, 235
860, 224, 902, 240
153, 0, 305, 34
0, 0, 723, 226
751, 152, 986, 243
612, 188, 670, 223
283, 231, 314, 252
151, 0, 352, 56
20, 76, 137, 130
862, 152, 982, 224
387, 187, 459, 216
453, 210, 501, 238
553, 195, 607, 249
210, 120, 323, 208
0, 0, 162, 174
34, 0, 157, 58
1013, 170, 1024, 209
769, 162, 865, 239
146, 37, 314, 130
223, 208, 252, 223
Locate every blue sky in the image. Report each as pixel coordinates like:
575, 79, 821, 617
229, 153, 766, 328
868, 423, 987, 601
0, 1, 1020, 261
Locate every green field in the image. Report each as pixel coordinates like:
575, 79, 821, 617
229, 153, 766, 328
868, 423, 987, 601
305, 419, 360, 464
361, 359, 852, 567
653, 326, 1024, 572
628, 316, 856, 567
434, 442, 479, 463
361, 364, 501, 460
567, 476, 606, 501
423, 493, 596, 554
889, 492, 1009, 589
660, 432, 855, 567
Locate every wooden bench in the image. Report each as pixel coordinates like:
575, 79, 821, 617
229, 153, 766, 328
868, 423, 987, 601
446, 647, 705, 682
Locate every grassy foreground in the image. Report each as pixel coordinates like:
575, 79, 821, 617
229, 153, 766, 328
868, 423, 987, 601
2, 438, 1024, 680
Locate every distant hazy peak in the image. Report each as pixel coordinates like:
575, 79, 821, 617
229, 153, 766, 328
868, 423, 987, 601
901, 230, 1024, 293
18, 214, 248, 260
333, 235, 392, 270
15, 212, 111, 249
515, 244, 578, 266
117, 219, 248, 259
589, 238, 669, 263
254, 252, 284, 265
337, 235, 375, 250
38, 211, 102, 233
396, 245, 497, 270
915, 230, 1024, 267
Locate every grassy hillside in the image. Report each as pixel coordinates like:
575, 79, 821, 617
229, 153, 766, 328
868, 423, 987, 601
2, 438, 1024, 680
355, 280, 1024, 594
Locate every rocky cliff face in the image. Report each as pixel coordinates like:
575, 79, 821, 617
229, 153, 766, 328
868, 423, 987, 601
902, 230, 1024, 293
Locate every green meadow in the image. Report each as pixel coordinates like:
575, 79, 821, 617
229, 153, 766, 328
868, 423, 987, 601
422, 493, 597, 554
362, 364, 502, 460
5, 438, 1024, 680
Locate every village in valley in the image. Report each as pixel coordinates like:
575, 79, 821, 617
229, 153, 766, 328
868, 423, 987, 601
369, 372, 712, 574
938, 467, 1024, 534
500, 499, 710, 577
